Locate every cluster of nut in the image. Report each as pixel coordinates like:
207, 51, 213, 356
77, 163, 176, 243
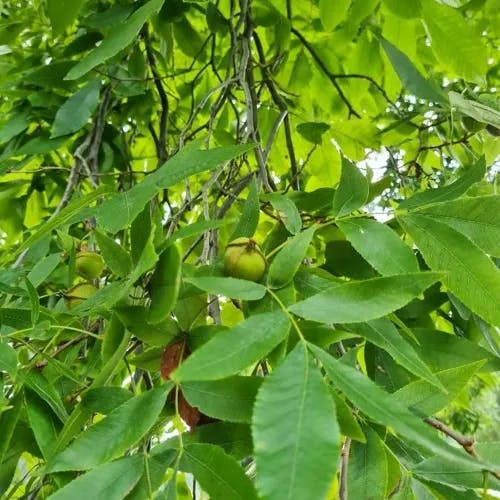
64, 250, 104, 309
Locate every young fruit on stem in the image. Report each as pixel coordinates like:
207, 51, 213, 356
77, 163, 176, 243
64, 283, 98, 309
75, 251, 105, 280
224, 237, 267, 282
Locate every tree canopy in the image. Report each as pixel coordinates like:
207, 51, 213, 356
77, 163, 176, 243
0, 0, 499, 498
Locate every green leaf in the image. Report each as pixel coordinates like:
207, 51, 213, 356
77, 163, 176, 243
267, 225, 315, 289
159, 219, 225, 253
348, 426, 388, 500
172, 311, 289, 382
27, 253, 62, 287
398, 214, 500, 326
252, 343, 339, 500
0, 343, 17, 378
80, 387, 133, 415
398, 157, 485, 210
96, 144, 254, 233
331, 391, 365, 442
23, 371, 68, 422
130, 204, 152, 265
0, 112, 30, 143
421, 0, 488, 83
289, 272, 441, 324
101, 315, 126, 365
184, 276, 266, 301
296, 122, 330, 144
261, 193, 302, 235
319, 0, 350, 30
449, 91, 500, 129
47, 384, 172, 471
25, 391, 60, 460
182, 376, 262, 423
94, 229, 132, 277
310, 345, 484, 470
51, 79, 102, 137
47, 455, 144, 500
180, 444, 258, 500
332, 157, 369, 217
24, 278, 39, 325
46, 0, 86, 35
230, 176, 260, 240
148, 245, 182, 324
379, 37, 447, 104
410, 328, 500, 372
391, 360, 485, 416
154, 422, 253, 461
416, 195, 500, 257
115, 305, 179, 346
413, 455, 500, 490
14, 136, 67, 156
350, 319, 441, 388
0, 395, 22, 465
65, 0, 165, 80
338, 218, 419, 275
12, 186, 112, 260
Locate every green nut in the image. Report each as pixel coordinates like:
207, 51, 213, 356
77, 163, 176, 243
75, 251, 105, 280
223, 237, 267, 282
65, 283, 98, 309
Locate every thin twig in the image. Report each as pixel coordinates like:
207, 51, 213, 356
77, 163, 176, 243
425, 416, 500, 480
339, 437, 351, 500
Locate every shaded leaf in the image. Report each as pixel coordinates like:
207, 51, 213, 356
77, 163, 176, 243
51, 79, 102, 137
65, 0, 165, 79
331, 157, 369, 217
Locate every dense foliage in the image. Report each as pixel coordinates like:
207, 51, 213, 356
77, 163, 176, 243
0, 0, 499, 498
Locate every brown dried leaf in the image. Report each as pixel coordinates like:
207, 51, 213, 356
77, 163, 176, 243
161, 340, 187, 379
178, 390, 201, 428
